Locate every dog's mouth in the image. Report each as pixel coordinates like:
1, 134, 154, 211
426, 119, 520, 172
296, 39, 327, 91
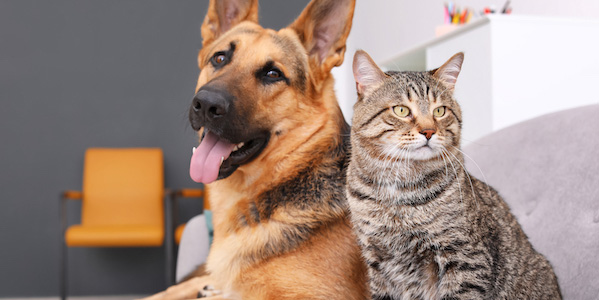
190, 129, 269, 184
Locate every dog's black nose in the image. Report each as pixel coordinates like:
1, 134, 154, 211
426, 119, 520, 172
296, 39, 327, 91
192, 88, 230, 119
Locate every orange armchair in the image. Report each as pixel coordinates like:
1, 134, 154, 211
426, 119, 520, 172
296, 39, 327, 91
60, 148, 172, 300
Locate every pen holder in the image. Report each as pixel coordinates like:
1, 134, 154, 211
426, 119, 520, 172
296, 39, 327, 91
435, 24, 460, 37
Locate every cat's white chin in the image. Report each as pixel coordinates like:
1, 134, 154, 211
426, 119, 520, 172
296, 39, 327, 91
381, 140, 442, 161
409, 146, 440, 161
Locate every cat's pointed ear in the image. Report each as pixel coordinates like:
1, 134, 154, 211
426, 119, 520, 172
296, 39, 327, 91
353, 50, 388, 96
432, 52, 464, 91
201, 0, 259, 48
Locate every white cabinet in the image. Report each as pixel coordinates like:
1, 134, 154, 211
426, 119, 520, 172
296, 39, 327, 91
380, 15, 599, 144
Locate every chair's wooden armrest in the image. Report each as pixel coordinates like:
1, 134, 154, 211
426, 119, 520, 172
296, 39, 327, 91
60, 190, 82, 232
62, 190, 82, 200
170, 188, 210, 211
173, 188, 204, 198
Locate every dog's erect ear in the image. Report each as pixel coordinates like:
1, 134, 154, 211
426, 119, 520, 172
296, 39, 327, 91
201, 0, 259, 47
353, 50, 388, 97
289, 0, 355, 79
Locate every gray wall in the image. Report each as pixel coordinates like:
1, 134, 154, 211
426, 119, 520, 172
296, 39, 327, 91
0, 0, 309, 297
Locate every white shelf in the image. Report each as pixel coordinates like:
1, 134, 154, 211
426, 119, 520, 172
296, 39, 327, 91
380, 15, 599, 144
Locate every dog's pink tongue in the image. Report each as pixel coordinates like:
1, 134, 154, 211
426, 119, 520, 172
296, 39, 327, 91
190, 131, 236, 184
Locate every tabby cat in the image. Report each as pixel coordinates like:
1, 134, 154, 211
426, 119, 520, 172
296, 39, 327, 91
346, 50, 561, 300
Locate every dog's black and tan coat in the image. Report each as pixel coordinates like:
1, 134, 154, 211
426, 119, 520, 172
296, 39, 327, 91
146, 0, 367, 299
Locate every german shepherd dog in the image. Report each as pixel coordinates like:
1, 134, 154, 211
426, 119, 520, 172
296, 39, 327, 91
150, 0, 367, 299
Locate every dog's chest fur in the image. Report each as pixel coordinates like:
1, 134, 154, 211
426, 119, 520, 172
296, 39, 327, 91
205, 137, 352, 298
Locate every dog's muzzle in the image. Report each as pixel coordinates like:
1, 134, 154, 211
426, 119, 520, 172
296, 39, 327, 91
189, 86, 233, 132
188, 85, 270, 183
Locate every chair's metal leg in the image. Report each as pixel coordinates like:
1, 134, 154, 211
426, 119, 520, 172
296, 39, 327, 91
60, 195, 67, 300
166, 243, 174, 286
165, 191, 175, 286
60, 239, 67, 300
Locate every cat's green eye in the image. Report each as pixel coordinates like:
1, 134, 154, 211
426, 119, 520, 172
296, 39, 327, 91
433, 106, 446, 118
393, 106, 410, 117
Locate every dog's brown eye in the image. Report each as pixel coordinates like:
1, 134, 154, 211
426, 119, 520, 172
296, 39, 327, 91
256, 62, 288, 85
266, 70, 280, 78
214, 54, 226, 64
211, 51, 229, 68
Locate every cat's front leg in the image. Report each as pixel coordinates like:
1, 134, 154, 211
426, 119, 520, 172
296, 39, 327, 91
436, 254, 491, 300
437, 270, 491, 300
439, 284, 487, 300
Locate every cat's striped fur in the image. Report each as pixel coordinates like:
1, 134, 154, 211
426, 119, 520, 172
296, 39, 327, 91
347, 50, 561, 300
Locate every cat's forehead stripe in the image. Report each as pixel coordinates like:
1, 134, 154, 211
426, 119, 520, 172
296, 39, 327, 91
429, 89, 437, 103
409, 82, 422, 100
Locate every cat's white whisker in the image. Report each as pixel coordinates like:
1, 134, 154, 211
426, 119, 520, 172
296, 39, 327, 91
450, 145, 492, 197
442, 148, 464, 205
439, 147, 450, 178
445, 149, 477, 203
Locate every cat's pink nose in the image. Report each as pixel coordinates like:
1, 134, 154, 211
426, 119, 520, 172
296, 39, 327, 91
420, 129, 436, 140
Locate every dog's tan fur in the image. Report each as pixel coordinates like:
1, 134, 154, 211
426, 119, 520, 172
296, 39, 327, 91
146, 0, 366, 299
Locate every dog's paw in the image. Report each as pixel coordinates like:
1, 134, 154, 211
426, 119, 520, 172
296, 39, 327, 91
142, 275, 220, 300
197, 284, 223, 298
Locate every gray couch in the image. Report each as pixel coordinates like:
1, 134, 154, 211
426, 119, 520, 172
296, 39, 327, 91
464, 104, 599, 299
177, 104, 599, 299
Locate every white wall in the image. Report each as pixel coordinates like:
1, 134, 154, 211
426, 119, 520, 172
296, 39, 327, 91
334, 0, 599, 123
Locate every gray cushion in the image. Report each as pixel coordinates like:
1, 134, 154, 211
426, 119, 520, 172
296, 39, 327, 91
176, 214, 210, 283
464, 104, 599, 300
